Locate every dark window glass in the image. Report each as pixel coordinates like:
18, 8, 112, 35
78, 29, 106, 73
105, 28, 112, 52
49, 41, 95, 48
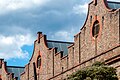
92, 21, 100, 38
37, 56, 41, 69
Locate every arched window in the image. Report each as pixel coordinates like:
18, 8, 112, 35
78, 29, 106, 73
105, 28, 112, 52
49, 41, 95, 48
92, 21, 100, 38
37, 56, 41, 69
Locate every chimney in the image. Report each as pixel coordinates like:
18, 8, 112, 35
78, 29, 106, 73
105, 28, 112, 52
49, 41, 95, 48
0, 59, 3, 68
37, 32, 42, 43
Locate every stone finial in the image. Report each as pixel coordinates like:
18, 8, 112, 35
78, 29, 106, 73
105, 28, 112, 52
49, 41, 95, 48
93, 0, 97, 5
4, 61, 7, 67
37, 32, 42, 35
11, 73, 14, 79
37, 32, 42, 43
14, 77, 18, 80
0, 59, 4, 68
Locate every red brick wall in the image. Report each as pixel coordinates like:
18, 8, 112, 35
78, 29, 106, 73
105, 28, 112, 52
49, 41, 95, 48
21, 0, 120, 80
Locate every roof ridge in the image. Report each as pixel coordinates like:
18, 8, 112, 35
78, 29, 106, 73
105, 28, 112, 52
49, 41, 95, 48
47, 40, 74, 44
107, 1, 120, 4
7, 66, 24, 68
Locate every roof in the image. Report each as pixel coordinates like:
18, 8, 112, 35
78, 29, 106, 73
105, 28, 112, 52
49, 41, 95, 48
47, 40, 73, 56
7, 66, 24, 80
107, 1, 120, 9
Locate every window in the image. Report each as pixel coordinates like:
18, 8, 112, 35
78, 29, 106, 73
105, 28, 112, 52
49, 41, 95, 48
37, 56, 41, 69
62, 67, 64, 72
90, 16, 92, 24
0, 75, 2, 80
92, 21, 100, 38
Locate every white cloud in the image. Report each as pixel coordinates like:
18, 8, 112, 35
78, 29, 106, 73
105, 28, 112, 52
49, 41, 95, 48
51, 28, 77, 42
72, 0, 120, 15
33, 0, 50, 5
0, 0, 50, 14
73, 3, 88, 15
0, 34, 34, 60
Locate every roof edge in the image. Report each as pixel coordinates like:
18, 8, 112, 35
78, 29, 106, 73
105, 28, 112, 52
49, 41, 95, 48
80, 1, 92, 30
29, 40, 37, 62
107, 1, 120, 4
103, 0, 116, 12
7, 66, 24, 68
47, 40, 74, 44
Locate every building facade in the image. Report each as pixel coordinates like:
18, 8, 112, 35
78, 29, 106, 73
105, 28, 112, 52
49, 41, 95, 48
20, 0, 120, 79
1, 0, 120, 80
0, 59, 24, 80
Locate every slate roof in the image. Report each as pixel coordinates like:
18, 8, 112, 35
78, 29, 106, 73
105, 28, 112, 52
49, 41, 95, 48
108, 1, 120, 9
7, 66, 24, 80
47, 40, 73, 56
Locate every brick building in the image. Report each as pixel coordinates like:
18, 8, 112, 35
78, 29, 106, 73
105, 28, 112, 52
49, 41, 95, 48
1, 0, 120, 80
0, 59, 24, 80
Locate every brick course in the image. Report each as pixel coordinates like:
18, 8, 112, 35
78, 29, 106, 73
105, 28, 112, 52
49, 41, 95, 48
1, 0, 120, 80
20, 0, 120, 80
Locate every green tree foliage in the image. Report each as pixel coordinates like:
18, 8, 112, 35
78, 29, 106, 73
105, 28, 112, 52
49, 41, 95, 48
67, 62, 118, 80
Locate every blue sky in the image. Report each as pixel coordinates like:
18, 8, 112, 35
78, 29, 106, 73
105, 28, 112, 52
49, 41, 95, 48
0, 0, 118, 66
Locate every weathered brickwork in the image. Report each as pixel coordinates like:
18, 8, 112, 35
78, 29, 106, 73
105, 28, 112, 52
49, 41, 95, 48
20, 0, 120, 80
0, 59, 19, 80
1, 0, 120, 80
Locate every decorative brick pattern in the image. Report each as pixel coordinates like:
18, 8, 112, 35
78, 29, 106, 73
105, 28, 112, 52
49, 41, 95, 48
1, 0, 120, 80
21, 0, 120, 80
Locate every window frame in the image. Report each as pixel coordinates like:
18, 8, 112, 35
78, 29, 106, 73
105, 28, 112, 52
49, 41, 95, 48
37, 55, 41, 69
92, 20, 100, 38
